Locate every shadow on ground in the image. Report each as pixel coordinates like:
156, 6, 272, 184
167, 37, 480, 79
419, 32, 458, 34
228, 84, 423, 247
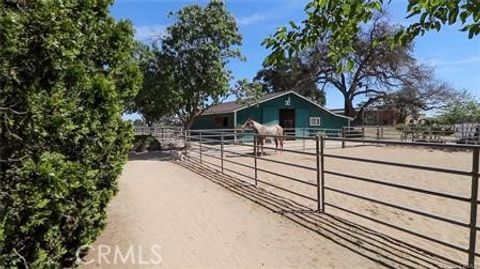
128, 151, 174, 161
176, 159, 462, 269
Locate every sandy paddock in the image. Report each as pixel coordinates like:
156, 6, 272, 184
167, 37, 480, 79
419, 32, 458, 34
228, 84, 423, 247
82, 152, 386, 269
83, 138, 478, 268
188, 138, 477, 267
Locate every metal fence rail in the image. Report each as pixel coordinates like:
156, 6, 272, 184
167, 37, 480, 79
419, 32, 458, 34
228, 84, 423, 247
181, 131, 480, 268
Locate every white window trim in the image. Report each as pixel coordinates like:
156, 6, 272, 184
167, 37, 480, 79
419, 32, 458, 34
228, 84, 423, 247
309, 117, 321, 126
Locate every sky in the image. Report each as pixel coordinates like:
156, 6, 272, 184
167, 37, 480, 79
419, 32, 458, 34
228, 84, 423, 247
111, 0, 480, 112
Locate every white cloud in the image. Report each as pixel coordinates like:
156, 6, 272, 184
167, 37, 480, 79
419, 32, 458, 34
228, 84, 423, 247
424, 56, 480, 68
135, 25, 166, 41
237, 13, 268, 26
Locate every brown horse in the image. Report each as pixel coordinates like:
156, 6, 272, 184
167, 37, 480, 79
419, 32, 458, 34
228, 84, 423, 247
242, 119, 285, 155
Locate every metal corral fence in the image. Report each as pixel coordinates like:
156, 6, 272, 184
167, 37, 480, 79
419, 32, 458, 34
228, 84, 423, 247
364, 125, 480, 145
181, 131, 480, 268
133, 126, 184, 148
188, 127, 364, 150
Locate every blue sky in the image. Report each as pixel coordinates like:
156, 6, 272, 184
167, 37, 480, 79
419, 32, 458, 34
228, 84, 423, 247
112, 0, 480, 111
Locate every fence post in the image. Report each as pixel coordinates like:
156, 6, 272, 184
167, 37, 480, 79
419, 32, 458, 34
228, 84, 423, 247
316, 135, 321, 212
362, 126, 365, 145
220, 134, 224, 173
199, 132, 203, 163
174, 129, 177, 147
162, 128, 165, 145
254, 135, 258, 186
320, 135, 325, 212
468, 147, 479, 268
303, 126, 306, 151
342, 127, 346, 149
184, 129, 188, 157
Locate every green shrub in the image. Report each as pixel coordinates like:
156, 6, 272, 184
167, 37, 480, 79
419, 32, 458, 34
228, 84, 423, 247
0, 1, 141, 268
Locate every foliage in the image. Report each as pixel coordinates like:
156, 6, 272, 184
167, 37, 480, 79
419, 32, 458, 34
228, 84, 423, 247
135, 0, 243, 129
265, 13, 453, 120
380, 80, 456, 122
254, 56, 326, 105
0, 1, 141, 268
129, 42, 167, 126
263, 0, 480, 69
439, 96, 480, 124
232, 79, 264, 105
264, 6, 461, 120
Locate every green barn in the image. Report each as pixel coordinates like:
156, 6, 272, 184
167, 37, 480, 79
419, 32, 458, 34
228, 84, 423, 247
191, 91, 352, 137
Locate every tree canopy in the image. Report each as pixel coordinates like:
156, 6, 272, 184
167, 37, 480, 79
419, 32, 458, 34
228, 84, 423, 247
263, 0, 480, 69
439, 94, 480, 124
262, 1, 469, 121
132, 0, 242, 128
254, 56, 326, 105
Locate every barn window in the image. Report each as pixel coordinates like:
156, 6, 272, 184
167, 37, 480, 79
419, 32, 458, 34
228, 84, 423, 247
309, 117, 321, 126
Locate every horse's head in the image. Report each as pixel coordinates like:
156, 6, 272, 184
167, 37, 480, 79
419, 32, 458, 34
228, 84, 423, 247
241, 119, 254, 131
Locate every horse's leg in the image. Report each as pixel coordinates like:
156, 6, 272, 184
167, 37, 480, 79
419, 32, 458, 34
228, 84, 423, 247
274, 137, 278, 152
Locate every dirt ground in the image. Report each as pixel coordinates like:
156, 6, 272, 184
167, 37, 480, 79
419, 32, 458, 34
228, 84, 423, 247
188, 139, 477, 268
81, 136, 478, 268
81, 151, 390, 269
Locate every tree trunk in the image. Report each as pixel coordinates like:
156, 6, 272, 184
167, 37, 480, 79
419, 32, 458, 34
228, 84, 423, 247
344, 99, 355, 118
184, 118, 194, 130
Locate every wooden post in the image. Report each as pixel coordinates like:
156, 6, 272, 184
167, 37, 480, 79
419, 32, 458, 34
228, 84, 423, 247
342, 127, 346, 149
468, 147, 479, 268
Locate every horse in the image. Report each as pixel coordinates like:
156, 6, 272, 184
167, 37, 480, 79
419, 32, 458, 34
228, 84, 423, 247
242, 119, 285, 156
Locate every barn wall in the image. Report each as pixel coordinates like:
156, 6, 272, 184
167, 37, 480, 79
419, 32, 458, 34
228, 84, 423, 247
191, 113, 234, 129
191, 93, 350, 133
236, 93, 350, 129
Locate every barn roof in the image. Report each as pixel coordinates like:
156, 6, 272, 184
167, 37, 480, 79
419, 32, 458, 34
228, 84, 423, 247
202, 91, 287, 115
203, 90, 353, 120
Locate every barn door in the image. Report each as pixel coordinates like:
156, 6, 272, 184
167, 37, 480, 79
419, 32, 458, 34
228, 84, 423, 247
279, 109, 295, 139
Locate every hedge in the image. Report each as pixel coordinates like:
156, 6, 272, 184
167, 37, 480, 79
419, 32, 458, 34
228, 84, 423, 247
0, 1, 141, 268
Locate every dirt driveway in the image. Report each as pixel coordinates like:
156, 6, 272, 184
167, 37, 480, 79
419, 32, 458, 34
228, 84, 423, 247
82, 151, 458, 268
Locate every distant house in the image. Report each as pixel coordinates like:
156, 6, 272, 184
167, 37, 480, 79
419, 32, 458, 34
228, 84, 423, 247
191, 91, 352, 136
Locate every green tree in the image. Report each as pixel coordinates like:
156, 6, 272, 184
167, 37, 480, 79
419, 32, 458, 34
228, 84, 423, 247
0, 1, 141, 267
130, 42, 171, 126
139, 0, 242, 129
263, 0, 480, 68
439, 95, 480, 124
255, 55, 326, 106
